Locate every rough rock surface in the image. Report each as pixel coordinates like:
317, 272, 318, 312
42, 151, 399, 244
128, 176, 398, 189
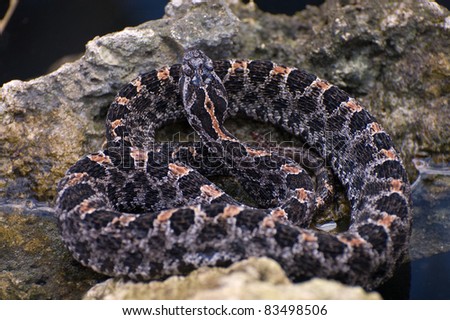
0, 199, 105, 299
0, 0, 449, 299
84, 258, 381, 300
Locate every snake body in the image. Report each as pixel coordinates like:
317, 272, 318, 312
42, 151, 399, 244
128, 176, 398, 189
55, 50, 412, 289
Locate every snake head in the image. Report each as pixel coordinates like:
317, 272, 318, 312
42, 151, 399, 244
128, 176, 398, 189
181, 49, 215, 87
180, 50, 232, 143
181, 50, 220, 111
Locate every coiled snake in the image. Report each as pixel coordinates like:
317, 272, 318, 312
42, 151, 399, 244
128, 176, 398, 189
55, 50, 412, 289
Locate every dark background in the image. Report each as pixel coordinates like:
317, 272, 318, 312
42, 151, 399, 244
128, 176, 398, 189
4, 0, 448, 85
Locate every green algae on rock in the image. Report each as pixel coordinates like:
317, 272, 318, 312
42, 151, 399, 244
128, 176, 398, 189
0, 200, 105, 299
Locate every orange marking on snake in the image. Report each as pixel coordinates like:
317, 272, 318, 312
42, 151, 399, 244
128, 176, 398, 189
89, 154, 112, 164
245, 147, 271, 157
222, 205, 242, 218
231, 60, 248, 74
111, 119, 123, 129
377, 213, 396, 228
312, 79, 332, 91
281, 164, 302, 174
295, 188, 309, 203
112, 214, 137, 226
157, 66, 170, 80
271, 65, 291, 76
315, 196, 325, 207
390, 179, 403, 192
345, 99, 363, 112
338, 235, 366, 247
157, 209, 176, 222
67, 172, 88, 186
79, 199, 95, 215
115, 96, 129, 105
369, 122, 382, 134
271, 208, 287, 220
168, 163, 190, 176
262, 216, 276, 228
203, 91, 237, 142
381, 149, 397, 160
200, 184, 223, 199
301, 231, 317, 242
188, 146, 197, 157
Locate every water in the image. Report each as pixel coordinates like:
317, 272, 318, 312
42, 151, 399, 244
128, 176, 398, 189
410, 251, 450, 299
407, 158, 450, 299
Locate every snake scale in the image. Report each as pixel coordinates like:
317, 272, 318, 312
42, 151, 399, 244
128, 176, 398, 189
55, 50, 412, 290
